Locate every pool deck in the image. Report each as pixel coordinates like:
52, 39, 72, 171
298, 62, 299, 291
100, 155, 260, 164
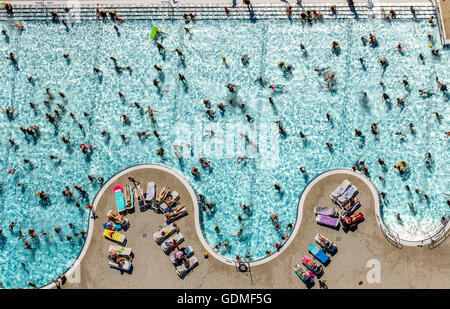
437, 0, 450, 45
63, 166, 450, 289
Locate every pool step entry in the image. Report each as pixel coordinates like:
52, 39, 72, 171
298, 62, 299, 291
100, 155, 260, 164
0, 3, 437, 21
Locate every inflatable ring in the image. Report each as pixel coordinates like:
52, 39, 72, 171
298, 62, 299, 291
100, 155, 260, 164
238, 263, 248, 272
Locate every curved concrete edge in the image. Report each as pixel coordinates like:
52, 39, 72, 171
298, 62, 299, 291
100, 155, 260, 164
297, 168, 381, 243
40, 163, 187, 289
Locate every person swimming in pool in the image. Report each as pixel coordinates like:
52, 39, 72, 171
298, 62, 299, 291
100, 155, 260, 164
269, 84, 284, 90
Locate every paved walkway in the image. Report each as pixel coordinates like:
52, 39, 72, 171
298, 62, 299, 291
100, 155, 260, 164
438, 0, 450, 44
64, 167, 450, 289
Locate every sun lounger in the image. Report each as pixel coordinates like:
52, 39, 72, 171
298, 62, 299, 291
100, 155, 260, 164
156, 186, 169, 204
294, 264, 314, 284
337, 185, 358, 207
109, 257, 132, 271
343, 211, 364, 226
165, 206, 188, 224
170, 246, 194, 265
125, 185, 134, 211
339, 200, 361, 218
316, 215, 339, 228
314, 206, 338, 218
330, 179, 351, 203
153, 223, 178, 244
308, 243, 329, 264
176, 255, 199, 278
302, 255, 323, 276
134, 184, 145, 211
109, 245, 132, 258
145, 182, 155, 209
107, 209, 129, 227
161, 232, 184, 254
160, 191, 180, 212
104, 229, 126, 245
113, 185, 126, 213
315, 233, 337, 253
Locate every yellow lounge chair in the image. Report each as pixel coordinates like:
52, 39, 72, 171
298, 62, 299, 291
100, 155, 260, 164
104, 229, 126, 245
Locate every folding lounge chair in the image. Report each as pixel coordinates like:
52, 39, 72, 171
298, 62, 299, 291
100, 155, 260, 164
165, 206, 188, 224
308, 243, 329, 265
330, 179, 351, 203
107, 209, 129, 228
159, 191, 180, 213
293, 264, 314, 284
153, 223, 178, 245
134, 184, 145, 211
156, 187, 170, 204
314, 206, 338, 218
343, 211, 364, 226
161, 232, 184, 254
125, 185, 134, 211
109, 257, 132, 271
113, 185, 126, 214
104, 229, 126, 245
170, 246, 194, 265
339, 200, 361, 218
176, 256, 199, 278
302, 255, 323, 276
315, 233, 337, 254
316, 215, 340, 228
337, 185, 358, 207
109, 245, 132, 258
145, 182, 156, 209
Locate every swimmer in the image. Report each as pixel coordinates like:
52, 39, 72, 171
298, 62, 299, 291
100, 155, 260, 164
274, 184, 281, 191
0, 106, 15, 118
355, 129, 362, 137
331, 41, 340, 52
226, 83, 235, 92
237, 156, 249, 163
399, 75, 408, 87
371, 122, 379, 135
269, 84, 284, 90
205, 109, 215, 119
435, 73, 447, 91
173, 49, 184, 57
241, 54, 249, 64
299, 166, 307, 174
191, 167, 200, 177
396, 95, 408, 108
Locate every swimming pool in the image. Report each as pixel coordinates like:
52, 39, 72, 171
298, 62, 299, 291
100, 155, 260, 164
0, 14, 449, 288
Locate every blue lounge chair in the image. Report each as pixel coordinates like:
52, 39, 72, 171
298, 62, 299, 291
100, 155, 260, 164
308, 243, 329, 264
113, 185, 126, 213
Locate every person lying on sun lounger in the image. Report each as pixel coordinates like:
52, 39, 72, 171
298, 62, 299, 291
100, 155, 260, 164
110, 255, 127, 267
164, 206, 186, 219
108, 210, 125, 223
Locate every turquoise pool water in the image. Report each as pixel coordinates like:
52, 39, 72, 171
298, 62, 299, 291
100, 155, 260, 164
0, 16, 449, 288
